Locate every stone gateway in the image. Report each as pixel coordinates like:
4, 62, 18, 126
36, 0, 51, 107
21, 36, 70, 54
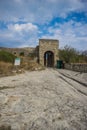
39, 39, 59, 67
0, 39, 59, 67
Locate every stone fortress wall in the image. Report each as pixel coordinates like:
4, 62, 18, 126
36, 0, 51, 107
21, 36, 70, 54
0, 39, 87, 71
0, 47, 36, 56
0, 39, 59, 67
65, 63, 87, 73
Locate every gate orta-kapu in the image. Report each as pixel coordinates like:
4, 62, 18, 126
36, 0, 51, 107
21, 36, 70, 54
39, 39, 59, 67
44, 51, 54, 67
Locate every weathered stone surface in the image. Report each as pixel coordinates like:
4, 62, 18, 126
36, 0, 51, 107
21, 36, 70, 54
39, 39, 59, 67
0, 124, 11, 130
0, 69, 87, 130
65, 63, 87, 73
0, 47, 35, 57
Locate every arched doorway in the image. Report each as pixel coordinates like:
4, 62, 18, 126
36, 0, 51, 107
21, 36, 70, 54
44, 51, 54, 67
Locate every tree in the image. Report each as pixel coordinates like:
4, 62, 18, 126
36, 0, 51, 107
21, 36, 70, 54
59, 45, 80, 63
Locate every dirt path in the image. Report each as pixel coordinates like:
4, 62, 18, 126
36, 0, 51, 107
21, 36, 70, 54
0, 69, 87, 130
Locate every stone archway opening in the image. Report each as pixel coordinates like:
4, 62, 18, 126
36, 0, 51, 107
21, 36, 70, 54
44, 51, 54, 67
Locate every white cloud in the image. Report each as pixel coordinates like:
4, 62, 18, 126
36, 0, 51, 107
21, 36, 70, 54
0, 0, 86, 23
0, 22, 39, 47
41, 20, 87, 50
8, 23, 38, 32
0, 20, 87, 50
0, 0, 87, 49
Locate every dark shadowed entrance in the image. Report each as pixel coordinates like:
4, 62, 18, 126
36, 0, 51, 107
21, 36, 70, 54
44, 51, 54, 67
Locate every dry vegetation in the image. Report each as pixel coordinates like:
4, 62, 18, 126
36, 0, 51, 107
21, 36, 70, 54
0, 50, 44, 77
0, 60, 44, 77
20, 60, 44, 71
0, 61, 13, 76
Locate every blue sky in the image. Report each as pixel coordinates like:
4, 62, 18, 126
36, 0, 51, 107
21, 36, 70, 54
0, 0, 87, 50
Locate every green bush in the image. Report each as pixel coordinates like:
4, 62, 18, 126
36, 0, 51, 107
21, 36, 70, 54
19, 52, 24, 56
59, 45, 87, 63
0, 50, 16, 63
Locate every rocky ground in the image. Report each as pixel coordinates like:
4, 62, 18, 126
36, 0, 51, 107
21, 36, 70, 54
0, 68, 87, 130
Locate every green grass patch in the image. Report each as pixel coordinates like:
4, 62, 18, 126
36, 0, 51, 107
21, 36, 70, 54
0, 50, 16, 63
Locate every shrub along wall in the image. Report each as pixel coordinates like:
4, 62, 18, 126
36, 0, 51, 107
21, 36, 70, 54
0, 50, 16, 63
65, 63, 87, 73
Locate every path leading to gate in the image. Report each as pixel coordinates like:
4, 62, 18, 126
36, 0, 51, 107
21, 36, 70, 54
0, 69, 87, 130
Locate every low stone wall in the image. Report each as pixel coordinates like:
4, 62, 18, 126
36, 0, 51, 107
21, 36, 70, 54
65, 63, 87, 73
0, 47, 36, 56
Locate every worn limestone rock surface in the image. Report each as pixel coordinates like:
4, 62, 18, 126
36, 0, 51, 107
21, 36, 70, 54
0, 69, 87, 130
